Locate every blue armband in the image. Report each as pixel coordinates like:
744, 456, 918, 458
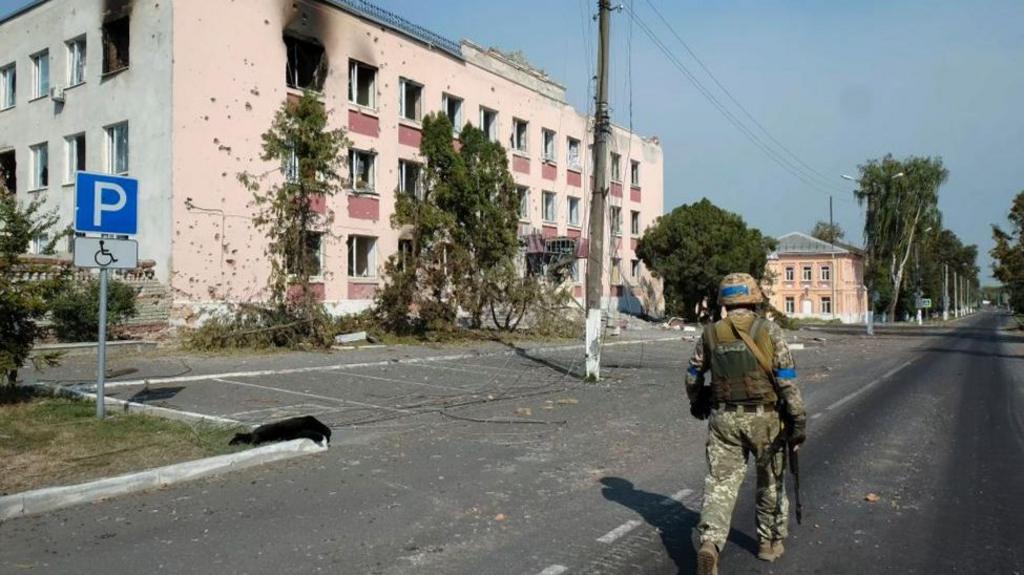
774, 368, 797, 379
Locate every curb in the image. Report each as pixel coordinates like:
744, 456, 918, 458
31, 340, 159, 356
0, 438, 327, 522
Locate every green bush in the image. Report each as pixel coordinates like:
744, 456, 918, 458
182, 303, 337, 351
49, 279, 138, 342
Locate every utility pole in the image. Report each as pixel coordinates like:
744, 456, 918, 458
953, 270, 959, 318
584, 0, 612, 380
829, 196, 837, 320
943, 263, 948, 321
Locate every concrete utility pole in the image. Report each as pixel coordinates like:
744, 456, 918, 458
943, 263, 949, 321
584, 0, 612, 380
953, 270, 959, 318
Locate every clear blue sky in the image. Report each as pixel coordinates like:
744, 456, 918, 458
3, 0, 1021, 281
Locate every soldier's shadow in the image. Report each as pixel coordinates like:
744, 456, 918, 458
600, 477, 758, 574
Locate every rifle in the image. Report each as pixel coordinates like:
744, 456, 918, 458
788, 441, 803, 524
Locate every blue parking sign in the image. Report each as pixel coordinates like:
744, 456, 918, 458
75, 172, 139, 235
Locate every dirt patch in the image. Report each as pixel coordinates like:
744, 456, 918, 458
0, 395, 244, 495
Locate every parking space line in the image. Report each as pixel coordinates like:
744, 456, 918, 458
660, 488, 694, 505
596, 519, 643, 544
537, 565, 568, 575
213, 378, 413, 414
340, 370, 471, 392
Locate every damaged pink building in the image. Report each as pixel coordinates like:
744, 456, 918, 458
0, 0, 665, 322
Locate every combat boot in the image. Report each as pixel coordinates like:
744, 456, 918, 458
697, 541, 719, 575
757, 539, 785, 562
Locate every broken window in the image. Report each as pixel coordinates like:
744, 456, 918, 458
542, 129, 556, 162
284, 35, 326, 92
349, 149, 375, 193
399, 78, 422, 121
510, 118, 528, 152
610, 206, 622, 235
630, 210, 640, 236
480, 107, 498, 142
30, 143, 48, 190
542, 191, 556, 222
0, 64, 15, 109
348, 60, 376, 109
631, 259, 640, 278
286, 231, 323, 277
442, 93, 462, 132
567, 196, 580, 226
631, 160, 640, 187
347, 235, 377, 278
567, 137, 581, 170
105, 122, 128, 174
64, 133, 85, 182
398, 238, 413, 271
0, 150, 16, 194
610, 152, 621, 181
102, 16, 130, 74
67, 37, 86, 86
31, 51, 49, 99
517, 186, 529, 220
398, 159, 423, 198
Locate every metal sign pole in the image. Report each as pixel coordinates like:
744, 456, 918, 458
96, 267, 109, 419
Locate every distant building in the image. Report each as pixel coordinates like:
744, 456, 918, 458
0, 0, 664, 321
765, 232, 867, 323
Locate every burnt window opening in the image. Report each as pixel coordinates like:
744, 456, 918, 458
0, 150, 16, 194
102, 16, 130, 74
285, 35, 327, 92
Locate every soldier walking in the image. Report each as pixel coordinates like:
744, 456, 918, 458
685, 273, 807, 574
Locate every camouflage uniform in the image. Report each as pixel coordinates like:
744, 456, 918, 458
685, 307, 806, 551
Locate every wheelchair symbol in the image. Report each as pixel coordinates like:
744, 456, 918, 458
94, 240, 119, 267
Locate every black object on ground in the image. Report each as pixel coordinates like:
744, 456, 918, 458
229, 415, 332, 446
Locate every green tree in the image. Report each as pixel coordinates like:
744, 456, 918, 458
636, 198, 776, 319
810, 221, 844, 245
854, 155, 947, 319
0, 186, 68, 386
992, 191, 1024, 311
238, 91, 349, 343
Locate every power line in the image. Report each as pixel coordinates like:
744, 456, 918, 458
623, 4, 849, 197
642, 0, 842, 192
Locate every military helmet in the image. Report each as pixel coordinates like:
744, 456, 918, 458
718, 273, 763, 306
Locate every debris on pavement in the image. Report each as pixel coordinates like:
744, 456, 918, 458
515, 407, 533, 417
864, 493, 881, 503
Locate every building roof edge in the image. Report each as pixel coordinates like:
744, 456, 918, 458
0, 0, 49, 26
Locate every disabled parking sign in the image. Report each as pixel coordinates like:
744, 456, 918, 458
74, 171, 138, 235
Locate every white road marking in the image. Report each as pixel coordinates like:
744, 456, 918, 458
825, 360, 914, 412
213, 378, 413, 414
660, 488, 694, 505
597, 519, 643, 543
537, 565, 568, 575
810, 412, 823, 420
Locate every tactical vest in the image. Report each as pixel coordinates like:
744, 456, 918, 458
703, 316, 778, 405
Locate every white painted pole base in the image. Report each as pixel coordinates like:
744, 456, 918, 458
585, 309, 602, 381
866, 310, 874, 336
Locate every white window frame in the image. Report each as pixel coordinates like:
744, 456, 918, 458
567, 137, 581, 170
286, 231, 325, 278
517, 186, 530, 220
820, 265, 832, 281
283, 145, 299, 184
105, 122, 129, 175
630, 210, 640, 236
348, 59, 377, 109
67, 37, 86, 87
480, 107, 498, 142
349, 149, 376, 194
630, 160, 640, 187
610, 152, 621, 182
784, 296, 796, 314
347, 235, 378, 279
442, 93, 463, 132
29, 142, 48, 190
0, 64, 15, 110
785, 267, 794, 281
542, 191, 556, 223
542, 129, 556, 162
399, 78, 422, 121
31, 50, 49, 100
64, 132, 85, 183
610, 206, 622, 236
33, 232, 50, 255
511, 118, 528, 153
821, 296, 833, 315
398, 159, 423, 199
801, 266, 813, 282
567, 196, 580, 227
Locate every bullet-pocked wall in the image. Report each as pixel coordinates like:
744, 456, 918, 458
170, 0, 662, 320
0, 0, 174, 282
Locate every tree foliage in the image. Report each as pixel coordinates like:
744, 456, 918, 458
0, 188, 68, 385
810, 221, 844, 245
854, 155, 947, 318
992, 191, 1024, 311
636, 198, 776, 319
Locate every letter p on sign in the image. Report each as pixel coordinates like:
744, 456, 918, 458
75, 172, 139, 235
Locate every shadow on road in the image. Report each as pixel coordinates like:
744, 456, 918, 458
599, 477, 757, 575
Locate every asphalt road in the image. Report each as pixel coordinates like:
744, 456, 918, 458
2, 313, 1021, 574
